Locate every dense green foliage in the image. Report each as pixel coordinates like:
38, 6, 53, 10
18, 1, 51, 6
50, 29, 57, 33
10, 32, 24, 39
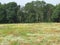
0, 1, 60, 23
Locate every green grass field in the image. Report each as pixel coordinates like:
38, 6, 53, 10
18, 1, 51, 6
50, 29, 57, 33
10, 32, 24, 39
0, 23, 60, 45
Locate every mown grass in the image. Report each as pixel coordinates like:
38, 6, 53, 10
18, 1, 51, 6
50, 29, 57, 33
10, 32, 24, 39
0, 23, 60, 45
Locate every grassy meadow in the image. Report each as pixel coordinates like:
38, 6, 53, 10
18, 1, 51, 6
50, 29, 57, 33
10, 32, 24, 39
0, 23, 60, 45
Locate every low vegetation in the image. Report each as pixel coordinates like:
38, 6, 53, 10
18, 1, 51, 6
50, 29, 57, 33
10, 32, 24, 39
0, 23, 60, 45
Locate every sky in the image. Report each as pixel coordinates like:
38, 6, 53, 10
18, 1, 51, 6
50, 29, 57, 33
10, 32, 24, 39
0, 0, 60, 6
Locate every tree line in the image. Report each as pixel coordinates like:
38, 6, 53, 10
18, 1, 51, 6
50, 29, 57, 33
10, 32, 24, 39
0, 1, 60, 23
